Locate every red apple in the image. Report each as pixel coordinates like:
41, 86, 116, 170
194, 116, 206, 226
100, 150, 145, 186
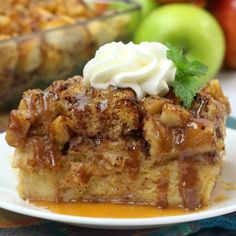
208, 0, 236, 68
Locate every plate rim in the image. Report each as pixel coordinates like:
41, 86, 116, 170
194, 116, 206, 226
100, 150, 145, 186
1, 196, 236, 228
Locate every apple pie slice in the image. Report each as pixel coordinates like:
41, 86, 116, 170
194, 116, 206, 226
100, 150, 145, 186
6, 76, 230, 210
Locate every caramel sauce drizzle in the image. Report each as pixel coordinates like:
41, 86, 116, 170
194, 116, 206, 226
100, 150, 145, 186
156, 171, 169, 208
126, 143, 140, 177
179, 162, 199, 210
31, 136, 60, 168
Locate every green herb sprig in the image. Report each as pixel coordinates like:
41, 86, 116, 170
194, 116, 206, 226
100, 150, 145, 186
167, 45, 208, 109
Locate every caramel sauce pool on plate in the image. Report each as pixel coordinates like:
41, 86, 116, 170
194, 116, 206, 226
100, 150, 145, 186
31, 201, 194, 218
30, 181, 233, 218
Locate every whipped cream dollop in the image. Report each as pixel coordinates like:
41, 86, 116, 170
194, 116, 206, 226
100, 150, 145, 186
83, 41, 176, 99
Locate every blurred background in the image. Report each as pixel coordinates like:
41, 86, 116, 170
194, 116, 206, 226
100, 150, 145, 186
0, 0, 235, 129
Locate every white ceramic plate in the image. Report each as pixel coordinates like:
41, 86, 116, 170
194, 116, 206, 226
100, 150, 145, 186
0, 129, 236, 229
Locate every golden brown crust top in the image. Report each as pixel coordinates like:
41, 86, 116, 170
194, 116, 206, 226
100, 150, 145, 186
6, 76, 230, 168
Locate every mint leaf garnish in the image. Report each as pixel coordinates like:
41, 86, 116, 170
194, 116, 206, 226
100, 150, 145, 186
167, 44, 208, 109
172, 77, 199, 109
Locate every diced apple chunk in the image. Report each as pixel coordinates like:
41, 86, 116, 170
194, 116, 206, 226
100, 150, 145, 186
160, 104, 190, 127
50, 116, 71, 146
143, 97, 172, 115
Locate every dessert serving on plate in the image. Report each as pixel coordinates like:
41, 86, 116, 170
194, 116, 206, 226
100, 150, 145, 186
6, 42, 230, 210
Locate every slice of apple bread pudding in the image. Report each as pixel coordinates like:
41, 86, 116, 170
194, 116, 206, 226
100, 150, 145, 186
6, 76, 230, 210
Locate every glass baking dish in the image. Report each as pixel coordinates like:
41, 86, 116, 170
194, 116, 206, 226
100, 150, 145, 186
0, 0, 140, 109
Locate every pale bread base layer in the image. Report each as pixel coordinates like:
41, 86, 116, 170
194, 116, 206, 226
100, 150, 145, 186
15, 148, 222, 208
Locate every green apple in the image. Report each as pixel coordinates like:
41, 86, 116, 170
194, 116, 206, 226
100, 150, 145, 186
135, 0, 158, 20
134, 4, 225, 83
127, 0, 158, 34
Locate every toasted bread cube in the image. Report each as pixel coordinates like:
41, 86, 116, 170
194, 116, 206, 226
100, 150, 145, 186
0, 40, 18, 70
17, 37, 42, 72
6, 110, 31, 148
202, 80, 230, 113
175, 119, 217, 154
